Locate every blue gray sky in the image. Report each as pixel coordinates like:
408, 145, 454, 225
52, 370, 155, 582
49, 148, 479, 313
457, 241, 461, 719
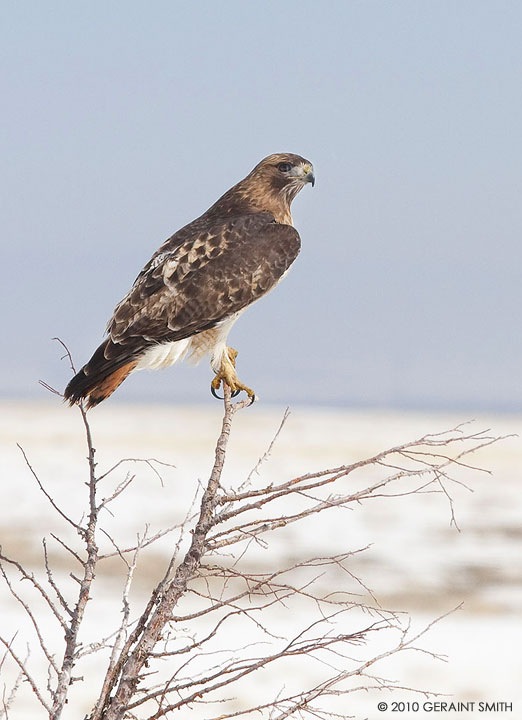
2, 1, 521, 410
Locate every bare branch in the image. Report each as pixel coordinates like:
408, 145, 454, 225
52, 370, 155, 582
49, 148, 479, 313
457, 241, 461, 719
241, 407, 291, 491
0, 551, 68, 629
0, 635, 51, 713
98, 457, 176, 484
0, 643, 30, 720
0, 564, 58, 675
16, 444, 82, 533
50, 398, 100, 719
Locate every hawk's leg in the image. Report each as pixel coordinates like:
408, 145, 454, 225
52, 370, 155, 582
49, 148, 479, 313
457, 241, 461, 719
210, 347, 256, 403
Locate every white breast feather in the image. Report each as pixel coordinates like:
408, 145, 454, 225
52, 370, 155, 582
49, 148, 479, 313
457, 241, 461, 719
133, 312, 244, 373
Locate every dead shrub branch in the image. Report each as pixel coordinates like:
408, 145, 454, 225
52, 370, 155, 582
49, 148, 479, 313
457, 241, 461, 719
0, 345, 505, 719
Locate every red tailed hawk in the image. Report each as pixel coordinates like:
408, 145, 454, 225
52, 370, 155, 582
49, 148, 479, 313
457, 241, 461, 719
64, 153, 315, 408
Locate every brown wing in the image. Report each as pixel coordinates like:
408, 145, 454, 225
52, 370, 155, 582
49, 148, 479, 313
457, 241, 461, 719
107, 211, 301, 350
64, 212, 300, 407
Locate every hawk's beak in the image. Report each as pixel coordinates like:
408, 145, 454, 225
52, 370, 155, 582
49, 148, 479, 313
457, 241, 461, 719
289, 162, 315, 186
301, 163, 315, 187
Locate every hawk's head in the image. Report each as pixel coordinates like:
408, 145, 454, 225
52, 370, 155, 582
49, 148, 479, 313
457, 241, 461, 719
207, 152, 314, 225
234, 153, 315, 224
251, 153, 315, 198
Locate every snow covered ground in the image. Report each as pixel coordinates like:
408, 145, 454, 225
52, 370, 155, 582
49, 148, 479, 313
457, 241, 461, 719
0, 400, 520, 719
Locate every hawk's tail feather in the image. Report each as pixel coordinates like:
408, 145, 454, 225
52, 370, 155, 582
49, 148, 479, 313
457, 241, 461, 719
64, 339, 139, 409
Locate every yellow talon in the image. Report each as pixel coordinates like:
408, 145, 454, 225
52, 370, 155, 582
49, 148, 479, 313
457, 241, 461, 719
210, 347, 255, 401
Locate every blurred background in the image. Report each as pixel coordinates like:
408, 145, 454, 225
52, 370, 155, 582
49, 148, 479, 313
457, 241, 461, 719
1, 2, 521, 718
2, 0, 521, 410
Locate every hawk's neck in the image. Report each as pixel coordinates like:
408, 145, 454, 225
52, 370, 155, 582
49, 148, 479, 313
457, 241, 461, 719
239, 184, 294, 225
262, 203, 293, 226
205, 181, 294, 226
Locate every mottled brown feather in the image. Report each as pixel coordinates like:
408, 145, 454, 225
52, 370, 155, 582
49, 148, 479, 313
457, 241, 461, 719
108, 213, 300, 350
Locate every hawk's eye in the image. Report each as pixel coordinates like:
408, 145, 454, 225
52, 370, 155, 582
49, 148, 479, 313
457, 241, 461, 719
277, 162, 293, 173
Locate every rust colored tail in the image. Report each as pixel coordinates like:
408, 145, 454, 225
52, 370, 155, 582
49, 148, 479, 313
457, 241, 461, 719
64, 339, 139, 409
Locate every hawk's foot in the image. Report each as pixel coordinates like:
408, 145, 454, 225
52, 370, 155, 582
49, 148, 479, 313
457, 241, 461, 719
210, 347, 255, 404
227, 346, 238, 367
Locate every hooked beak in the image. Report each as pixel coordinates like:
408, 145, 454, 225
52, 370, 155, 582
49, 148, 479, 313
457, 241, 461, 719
301, 162, 315, 187
290, 162, 315, 187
